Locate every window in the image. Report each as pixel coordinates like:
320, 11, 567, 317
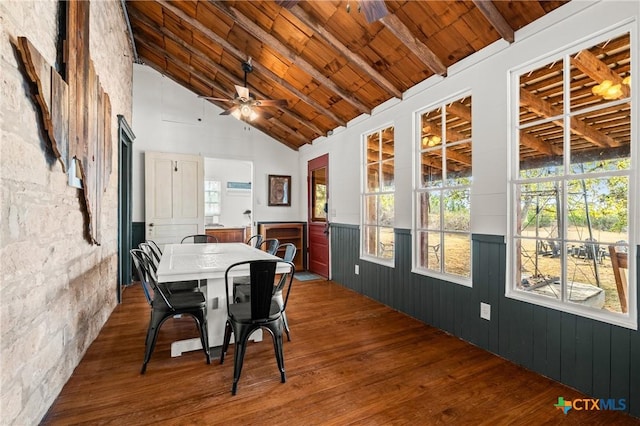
509, 29, 635, 327
362, 125, 395, 263
414, 95, 472, 284
204, 180, 221, 223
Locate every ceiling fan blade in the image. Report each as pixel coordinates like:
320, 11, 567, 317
235, 85, 250, 100
220, 105, 239, 116
254, 99, 288, 108
360, 0, 388, 23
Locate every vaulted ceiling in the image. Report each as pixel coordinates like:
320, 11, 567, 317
124, 0, 571, 150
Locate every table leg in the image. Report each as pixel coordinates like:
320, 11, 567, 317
170, 277, 263, 357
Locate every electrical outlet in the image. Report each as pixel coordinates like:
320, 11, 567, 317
355, 264, 359, 275
480, 302, 491, 321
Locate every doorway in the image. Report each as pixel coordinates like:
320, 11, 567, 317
307, 154, 329, 278
117, 115, 135, 303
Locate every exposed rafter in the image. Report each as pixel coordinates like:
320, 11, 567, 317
571, 49, 630, 98
156, 0, 346, 129
284, 4, 402, 99
209, 0, 371, 115
129, 7, 323, 139
472, 0, 514, 43
379, 14, 447, 76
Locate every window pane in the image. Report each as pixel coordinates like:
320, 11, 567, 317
569, 104, 631, 174
418, 191, 440, 229
363, 226, 377, 257
566, 176, 628, 245
519, 120, 564, 177
381, 126, 394, 161
378, 194, 394, 227
420, 108, 443, 149
379, 227, 394, 259
381, 159, 394, 190
418, 231, 441, 270
446, 97, 472, 139
443, 189, 469, 232
570, 33, 630, 111
364, 195, 377, 225
517, 182, 560, 239
446, 141, 472, 186
366, 163, 379, 191
367, 133, 379, 164
519, 61, 564, 126
443, 232, 470, 278
421, 151, 443, 188
517, 237, 562, 299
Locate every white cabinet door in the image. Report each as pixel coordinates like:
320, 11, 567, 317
145, 151, 204, 245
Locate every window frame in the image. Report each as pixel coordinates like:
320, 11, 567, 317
506, 23, 637, 330
360, 123, 395, 267
412, 92, 473, 287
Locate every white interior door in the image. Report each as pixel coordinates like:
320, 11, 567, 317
145, 151, 204, 245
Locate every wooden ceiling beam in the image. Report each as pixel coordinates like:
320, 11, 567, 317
285, 4, 402, 99
520, 89, 620, 147
156, 0, 346, 128
129, 7, 323, 139
135, 38, 305, 150
208, 0, 371, 115
379, 14, 447, 76
571, 49, 630, 98
472, 0, 514, 43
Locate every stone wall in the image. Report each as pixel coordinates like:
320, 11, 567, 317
0, 1, 133, 424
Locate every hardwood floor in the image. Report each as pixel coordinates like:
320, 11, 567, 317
42, 279, 638, 425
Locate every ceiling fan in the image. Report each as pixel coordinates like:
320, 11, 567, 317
200, 58, 288, 121
277, 0, 388, 23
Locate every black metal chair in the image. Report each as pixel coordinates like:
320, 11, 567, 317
139, 242, 200, 292
130, 249, 210, 374
220, 259, 295, 395
181, 234, 219, 244
260, 238, 280, 255
246, 234, 263, 248
235, 243, 297, 341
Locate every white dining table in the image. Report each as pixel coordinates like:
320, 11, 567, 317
157, 242, 288, 357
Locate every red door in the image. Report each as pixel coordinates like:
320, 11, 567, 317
307, 154, 329, 278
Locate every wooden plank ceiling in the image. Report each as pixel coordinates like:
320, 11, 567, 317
125, 0, 572, 151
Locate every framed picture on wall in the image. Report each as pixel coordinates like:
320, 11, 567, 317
268, 175, 291, 206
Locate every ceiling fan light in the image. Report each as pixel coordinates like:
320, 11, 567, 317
622, 76, 631, 87
240, 104, 252, 117
231, 109, 242, 120
249, 110, 259, 121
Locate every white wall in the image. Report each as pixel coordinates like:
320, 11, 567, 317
204, 157, 252, 227
299, 0, 639, 237
131, 64, 302, 224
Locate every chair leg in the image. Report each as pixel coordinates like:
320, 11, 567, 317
231, 337, 248, 395
282, 311, 291, 341
195, 309, 210, 364
220, 321, 232, 364
141, 311, 164, 374
271, 322, 286, 383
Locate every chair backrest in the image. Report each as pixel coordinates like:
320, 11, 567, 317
147, 240, 163, 257
260, 238, 279, 255
181, 234, 218, 244
225, 259, 295, 319
130, 249, 156, 305
279, 242, 297, 263
130, 249, 175, 310
608, 245, 628, 313
246, 234, 263, 248
139, 242, 160, 271
274, 244, 297, 297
